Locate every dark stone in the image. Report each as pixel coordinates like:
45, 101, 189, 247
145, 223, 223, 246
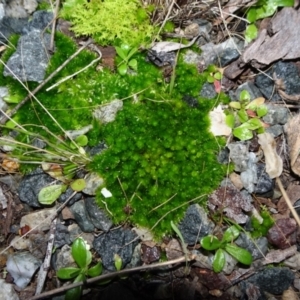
243, 267, 294, 297
0, 16, 28, 44
220, 48, 239, 67
199, 82, 217, 99
93, 228, 138, 271
69, 200, 95, 232
146, 50, 176, 67
54, 221, 70, 248
23, 11, 53, 34
85, 197, 113, 231
217, 147, 230, 164
178, 204, 214, 245
235, 233, 268, 260
182, 95, 199, 108
18, 168, 55, 207
58, 187, 82, 206
86, 141, 107, 156
254, 163, 274, 196
3, 30, 51, 82
255, 61, 300, 101
234, 82, 263, 101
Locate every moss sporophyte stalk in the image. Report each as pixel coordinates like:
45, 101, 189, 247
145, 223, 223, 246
1, 33, 228, 237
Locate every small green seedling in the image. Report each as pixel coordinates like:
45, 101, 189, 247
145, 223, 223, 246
57, 238, 102, 300
245, 0, 294, 42
225, 90, 268, 140
115, 44, 138, 75
204, 65, 223, 84
251, 206, 274, 238
200, 225, 252, 273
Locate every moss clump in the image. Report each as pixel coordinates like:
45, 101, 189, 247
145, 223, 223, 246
251, 208, 274, 238
2, 32, 227, 237
60, 0, 156, 46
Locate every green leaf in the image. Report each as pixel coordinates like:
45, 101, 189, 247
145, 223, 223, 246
3, 94, 22, 104
114, 254, 122, 271
118, 63, 128, 76
225, 244, 253, 265
65, 273, 84, 300
237, 109, 249, 123
247, 8, 257, 22
222, 225, 240, 243
57, 267, 81, 280
72, 238, 90, 269
70, 178, 86, 192
213, 249, 226, 273
115, 46, 127, 61
214, 72, 222, 80
75, 135, 88, 147
229, 101, 241, 109
38, 184, 67, 205
128, 59, 137, 71
256, 105, 268, 117
127, 47, 138, 60
274, 0, 294, 6
225, 114, 235, 129
200, 235, 222, 250
87, 262, 102, 277
244, 118, 263, 130
239, 90, 251, 102
233, 126, 253, 140
207, 75, 215, 83
245, 24, 258, 42
120, 43, 130, 54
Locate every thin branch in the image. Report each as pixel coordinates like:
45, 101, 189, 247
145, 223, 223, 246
50, 0, 60, 52
30, 255, 194, 300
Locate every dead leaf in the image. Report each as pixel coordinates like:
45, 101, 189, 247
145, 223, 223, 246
209, 105, 232, 136
1, 159, 19, 172
242, 8, 300, 67
285, 114, 300, 176
257, 132, 283, 178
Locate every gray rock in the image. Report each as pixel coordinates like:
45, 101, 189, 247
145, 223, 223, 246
3, 30, 51, 82
200, 82, 217, 99
69, 200, 94, 232
54, 244, 76, 271
18, 167, 55, 207
255, 61, 300, 101
68, 223, 94, 248
254, 163, 274, 196
178, 204, 214, 245
23, 10, 53, 34
93, 228, 138, 271
0, 86, 9, 112
82, 172, 104, 196
265, 124, 283, 137
235, 233, 268, 260
240, 152, 257, 193
2, 0, 38, 18
227, 142, 249, 172
263, 104, 289, 125
222, 251, 237, 275
0, 279, 19, 300
6, 251, 42, 289
54, 221, 70, 249
242, 267, 294, 296
0, 16, 28, 44
147, 50, 176, 67
284, 252, 300, 270
58, 187, 82, 206
85, 197, 113, 231
220, 48, 240, 67
93, 100, 123, 124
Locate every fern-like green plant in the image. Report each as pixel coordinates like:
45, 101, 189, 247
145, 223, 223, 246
60, 0, 156, 46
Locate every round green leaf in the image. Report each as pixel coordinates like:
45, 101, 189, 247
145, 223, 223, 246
87, 262, 103, 277
207, 75, 215, 83
115, 46, 127, 60
213, 249, 226, 273
72, 238, 89, 269
245, 118, 263, 130
118, 63, 128, 76
128, 59, 137, 71
233, 126, 253, 140
225, 114, 235, 129
239, 90, 251, 102
75, 135, 88, 147
256, 105, 268, 117
229, 101, 241, 109
70, 179, 86, 192
225, 244, 253, 265
222, 225, 240, 243
237, 109, 249, 123
214, 71, 222, 80
200, 235, 222, 251
245, 24, 258, 42
247, 8, 257, 22
38, 184, 67, 205
57, 267, 81, 280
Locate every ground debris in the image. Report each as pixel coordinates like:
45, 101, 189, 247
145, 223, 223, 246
242, 7, 300, 67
